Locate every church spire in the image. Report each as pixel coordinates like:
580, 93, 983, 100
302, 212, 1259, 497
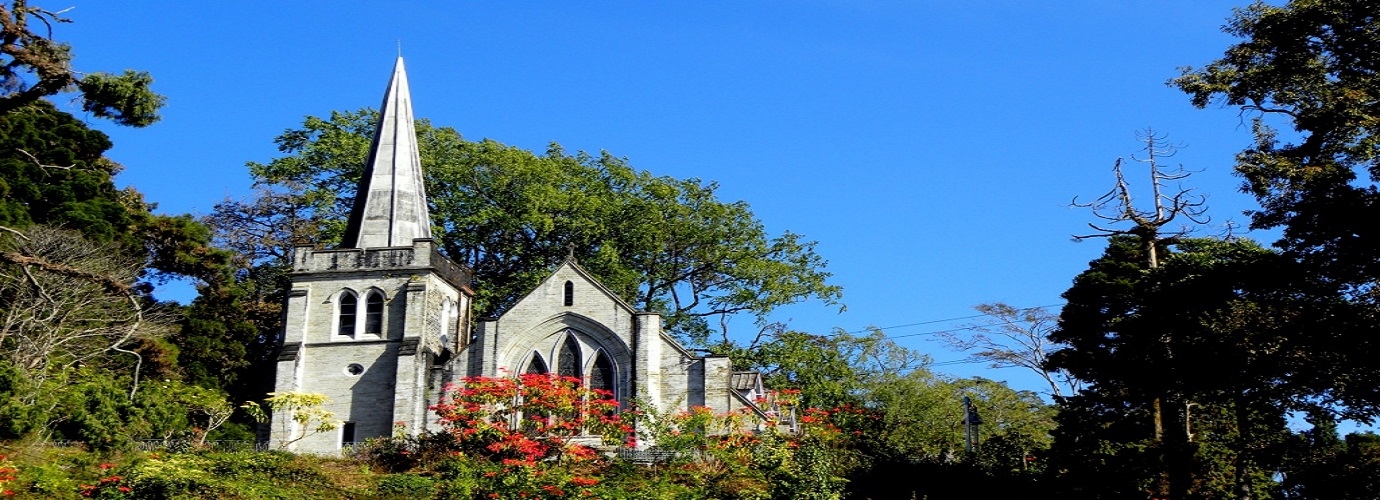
340, 57, 432, 248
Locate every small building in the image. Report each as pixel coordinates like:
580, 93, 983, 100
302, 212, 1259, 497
269, 58, 767, 454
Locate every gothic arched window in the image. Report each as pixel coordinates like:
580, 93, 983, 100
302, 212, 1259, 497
563, 281, 574, 307
364, 291, 384, 334
337, 291, 358, 337
590, 350, 614, 396
558, 335, 581, 379
525, 353, 549, 375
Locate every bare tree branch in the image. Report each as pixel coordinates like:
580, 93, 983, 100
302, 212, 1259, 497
938, 303, 1082, 399
1070, 128, 1209, 268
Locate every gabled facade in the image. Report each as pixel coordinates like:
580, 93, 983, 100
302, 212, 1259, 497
270, 58, 763, 454
461, 259, 763, 418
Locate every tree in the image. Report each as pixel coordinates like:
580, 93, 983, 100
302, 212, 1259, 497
0, 226, 176, 390
236, 110, 841, 343
245, 391, 341, 450
0, 1, 164, 126
1280, 411, 1380, 500
1175, 0, 1380, 418
726, 325, 1056, 498
1072, 129, 1209, 269
0, 84, 236, 450
1064, 131, 1216, 498
1174, 0, 1380, 288
1047, 235, 1343, 499
727, 327, 925, 409
939, 303, 1081, 399
0, 100, 134, 242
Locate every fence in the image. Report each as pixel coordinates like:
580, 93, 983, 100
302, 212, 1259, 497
38, 439, 706, 465
614, 447, 705, 464
40, 440, 270, 452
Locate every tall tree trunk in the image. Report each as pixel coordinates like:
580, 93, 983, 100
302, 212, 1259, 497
1233, 395, 1254, 500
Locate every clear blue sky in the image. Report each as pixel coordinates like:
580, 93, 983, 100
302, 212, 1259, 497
56, 1, 1272, 395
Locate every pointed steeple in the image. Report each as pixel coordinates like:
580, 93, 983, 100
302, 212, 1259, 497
340, 57, 432, 248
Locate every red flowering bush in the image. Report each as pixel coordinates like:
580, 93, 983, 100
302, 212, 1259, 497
78, 473, 133, 499
431, 374, 631, 463
0, 454, 16, 497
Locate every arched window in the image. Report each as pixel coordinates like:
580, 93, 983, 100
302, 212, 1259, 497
563, 281, 574, 307
558, 335, 581, 379
364, 291, 384, 334
525, 353, 549, 375
590, 350, 614, 396
338, 291, 358, 336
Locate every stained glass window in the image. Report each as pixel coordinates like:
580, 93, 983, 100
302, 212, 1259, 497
525, 353, 549, 375
558, 335, 581, 379
590, 350, 614, 395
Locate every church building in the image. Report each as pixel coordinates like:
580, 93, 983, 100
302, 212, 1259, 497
269, 58, 767, 454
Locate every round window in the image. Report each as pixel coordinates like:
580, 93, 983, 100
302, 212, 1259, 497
345, 363, 365, 376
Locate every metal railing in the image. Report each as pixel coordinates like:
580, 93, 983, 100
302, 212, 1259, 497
38, 440, 270, 452
614, 447, 705, 464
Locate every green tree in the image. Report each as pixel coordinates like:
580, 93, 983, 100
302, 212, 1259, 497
1280, 411, 1380, 500
237, 109, 841, 343
1174, 0, 1380, 419
244, 391, 341, 450
728, 327, 922, 409
1048, 236, 1336, 499
0, 1, 164, 126
0, 92, 234, 450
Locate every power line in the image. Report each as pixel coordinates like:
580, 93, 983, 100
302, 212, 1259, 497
836, 303, 1064, 337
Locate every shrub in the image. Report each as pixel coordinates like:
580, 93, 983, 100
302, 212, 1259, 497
15, 462, 76, 497
126, 454, 216, 499
376, 473, 435, 497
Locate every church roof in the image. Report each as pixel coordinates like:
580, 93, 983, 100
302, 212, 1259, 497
340, 57, 433, 248
730, 371, 764, 392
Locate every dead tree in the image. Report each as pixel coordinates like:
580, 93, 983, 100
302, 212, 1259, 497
1073, 128, 1209, 268
1072, 129, 1209, 499
0, 226, 176, 399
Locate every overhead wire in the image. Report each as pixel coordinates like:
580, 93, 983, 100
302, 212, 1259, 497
819, 303, 1066, 368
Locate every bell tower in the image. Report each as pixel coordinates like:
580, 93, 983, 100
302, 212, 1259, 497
270, 58, 474, 453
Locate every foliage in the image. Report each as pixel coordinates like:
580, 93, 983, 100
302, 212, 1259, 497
244, 392, 340, 450
0, 453, 15, 496
1280, 412, 1380, 500
1174, 0, 1380, 435
0, 101, 131, 242
238, 109, 841, 343
375, 473, 435, 497
0, 1, 165, 126
0, 100, 236, 450
1046, 235, 1344, 498
625, 395, 854, 500
727, 327, 925, 409
1174, 0, 1380, 285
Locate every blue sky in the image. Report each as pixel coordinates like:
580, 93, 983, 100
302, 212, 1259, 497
55, 1, 1273, 396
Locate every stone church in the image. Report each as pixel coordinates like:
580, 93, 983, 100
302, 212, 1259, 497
270, 58, 768, 454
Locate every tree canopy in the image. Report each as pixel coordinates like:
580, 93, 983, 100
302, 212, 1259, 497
1174, 0, 1380, 287
0, 1, 164, 126
236, 109, 842, 343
